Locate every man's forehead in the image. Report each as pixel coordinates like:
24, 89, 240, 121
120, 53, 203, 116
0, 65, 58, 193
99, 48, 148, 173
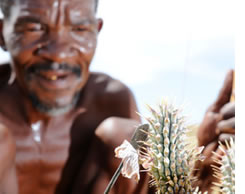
17, 0, 95, 11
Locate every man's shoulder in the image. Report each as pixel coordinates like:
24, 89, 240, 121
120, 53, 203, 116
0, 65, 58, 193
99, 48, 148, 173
0, 64, 11, 88
89, 72, 130, 93
83, 72, 139, 120
88, 72, 133, 100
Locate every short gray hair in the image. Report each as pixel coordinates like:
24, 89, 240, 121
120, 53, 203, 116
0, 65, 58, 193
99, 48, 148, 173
0, 0, 99, 18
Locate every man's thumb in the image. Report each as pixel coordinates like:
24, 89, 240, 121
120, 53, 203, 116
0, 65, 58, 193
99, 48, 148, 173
212, 69, 234, 112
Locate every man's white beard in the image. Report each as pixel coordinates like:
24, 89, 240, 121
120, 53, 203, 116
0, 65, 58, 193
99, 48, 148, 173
29, 92, 80, 116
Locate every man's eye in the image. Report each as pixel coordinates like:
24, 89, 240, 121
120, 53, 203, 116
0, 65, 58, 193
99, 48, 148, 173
72, 26, 87, 32
26, 23, 44, 32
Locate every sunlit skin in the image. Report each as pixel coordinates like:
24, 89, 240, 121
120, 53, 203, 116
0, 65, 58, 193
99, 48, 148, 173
3, 0, 101, 115
0, 0, 235, 193
0, 0, 150, 193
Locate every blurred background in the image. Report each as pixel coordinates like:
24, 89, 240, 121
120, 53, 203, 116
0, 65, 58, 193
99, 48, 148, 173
0, 0, 234, 124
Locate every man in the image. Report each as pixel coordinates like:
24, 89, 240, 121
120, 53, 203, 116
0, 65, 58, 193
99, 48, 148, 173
0, 0, 235, 193
0, 0, 149, 193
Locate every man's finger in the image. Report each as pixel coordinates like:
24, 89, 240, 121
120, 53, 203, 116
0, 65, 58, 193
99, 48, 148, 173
212, 70, 233, 112
201, 141, 219, 166
198, 112, 221, 146
220, 102, 235, 120
215, 117, 235, 134
218, 133, 235, 143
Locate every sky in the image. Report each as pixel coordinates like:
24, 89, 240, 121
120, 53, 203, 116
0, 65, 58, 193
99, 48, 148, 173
93, 0, 235, 123
0, 0, 234, 124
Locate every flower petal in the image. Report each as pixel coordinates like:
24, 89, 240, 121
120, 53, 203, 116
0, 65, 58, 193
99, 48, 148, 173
115, 140, 140, 182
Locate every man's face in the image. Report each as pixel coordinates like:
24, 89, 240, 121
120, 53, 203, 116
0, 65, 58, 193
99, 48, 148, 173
1, 0, 102, 115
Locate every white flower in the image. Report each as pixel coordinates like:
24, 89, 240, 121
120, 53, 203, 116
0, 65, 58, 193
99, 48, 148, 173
115, 140, 140, 182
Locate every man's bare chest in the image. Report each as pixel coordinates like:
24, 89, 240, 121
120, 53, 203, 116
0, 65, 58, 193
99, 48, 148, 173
0, 87, 114, 193
14, 123, 71, 194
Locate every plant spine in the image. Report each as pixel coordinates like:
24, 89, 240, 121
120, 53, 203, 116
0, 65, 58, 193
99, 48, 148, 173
139, 102, 205, 194
212, 138, 235, 194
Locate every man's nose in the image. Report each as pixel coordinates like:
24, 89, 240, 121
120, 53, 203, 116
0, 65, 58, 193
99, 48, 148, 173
35, 34, 78, 63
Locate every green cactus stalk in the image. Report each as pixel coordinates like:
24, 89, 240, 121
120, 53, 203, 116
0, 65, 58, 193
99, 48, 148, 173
138, 101, 205, 194
212, 138, 235, 194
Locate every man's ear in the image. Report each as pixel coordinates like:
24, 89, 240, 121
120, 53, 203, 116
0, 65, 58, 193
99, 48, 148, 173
96, 18, 103, 33
0, 19, 6, 51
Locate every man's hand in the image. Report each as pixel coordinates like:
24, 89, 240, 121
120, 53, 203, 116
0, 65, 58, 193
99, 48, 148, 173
95, 117, 149, 194
194, 70, 235, 192
0, 124, 18, 194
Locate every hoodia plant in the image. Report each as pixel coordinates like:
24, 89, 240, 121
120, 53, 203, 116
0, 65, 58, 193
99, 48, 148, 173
137, 102, 206, 193
111, 101, 207, 194
212, 138, 235, 194
108, 101, 235, 194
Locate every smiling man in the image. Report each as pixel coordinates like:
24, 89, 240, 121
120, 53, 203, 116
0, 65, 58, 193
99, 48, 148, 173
0, 0, 149, 193
0, 0, 235, 194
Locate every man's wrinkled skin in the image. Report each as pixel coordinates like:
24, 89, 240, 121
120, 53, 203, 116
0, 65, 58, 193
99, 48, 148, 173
0, 0, 150, 193
0, 0, 235, 193
193, 70, 235, 192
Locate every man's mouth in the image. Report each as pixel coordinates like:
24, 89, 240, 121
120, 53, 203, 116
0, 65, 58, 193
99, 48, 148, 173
37, 70, 72, 81
26, 63, 82, 90
27, 62, 81, 77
